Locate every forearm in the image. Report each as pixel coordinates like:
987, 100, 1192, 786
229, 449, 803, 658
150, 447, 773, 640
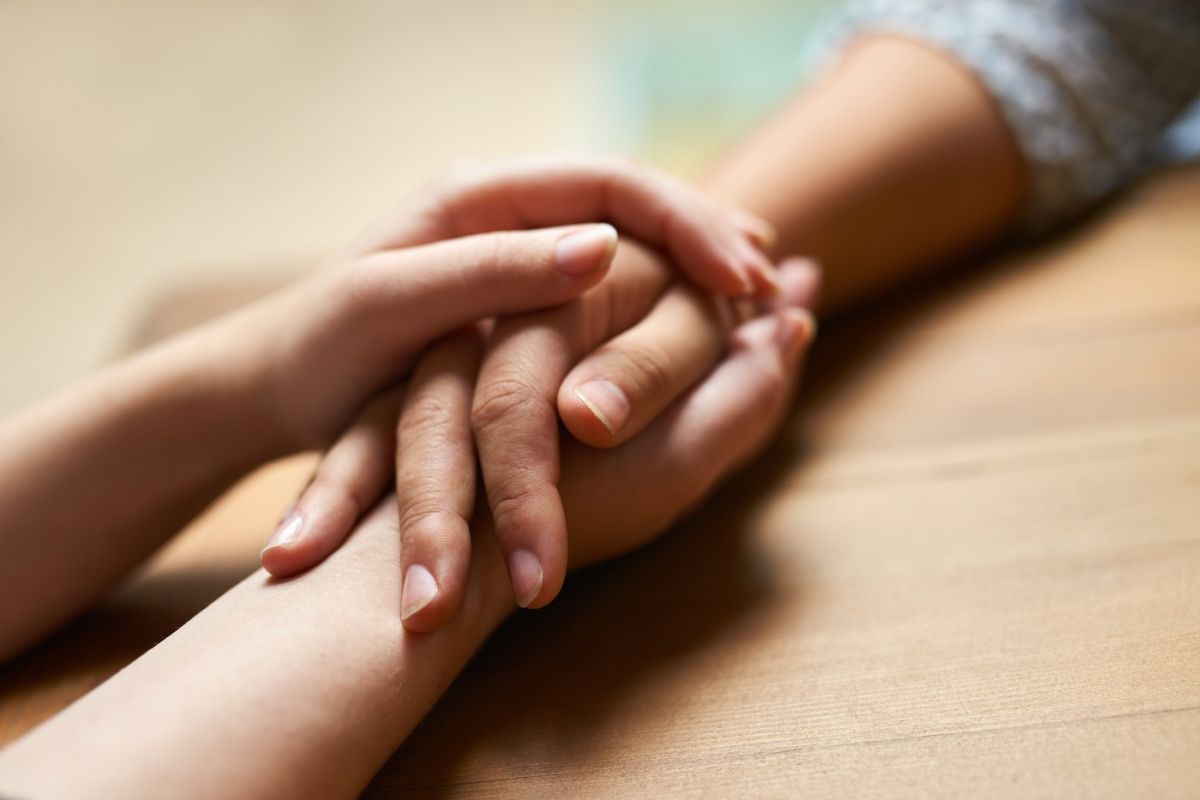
0, 501, 514, 800
704, 35, 1026, 313
0, 304, 293, 660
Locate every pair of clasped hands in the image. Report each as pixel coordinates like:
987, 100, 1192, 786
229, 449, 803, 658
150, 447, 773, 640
255, 156, 818, 631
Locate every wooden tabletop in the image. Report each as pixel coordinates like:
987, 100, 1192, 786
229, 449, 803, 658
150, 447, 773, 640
2, 165, 1198, 798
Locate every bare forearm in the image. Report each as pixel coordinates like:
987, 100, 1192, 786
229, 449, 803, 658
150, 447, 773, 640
0, 307, 290, 660
0, 501, 514, 800
705, 35, 1026, 313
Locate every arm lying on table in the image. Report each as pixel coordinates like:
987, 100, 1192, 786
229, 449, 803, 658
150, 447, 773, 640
0, 157, 774, 663
705, 35, 1026, 313
0, 225, 615, 664
1, 499, 513, 800
262, 35, 1035, 635
0, 309, 813, 800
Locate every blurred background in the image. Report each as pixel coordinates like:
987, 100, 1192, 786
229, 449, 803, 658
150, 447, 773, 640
0, 0, 836, 414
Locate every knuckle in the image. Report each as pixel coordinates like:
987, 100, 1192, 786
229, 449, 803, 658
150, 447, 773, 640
398, 506, 465, 543
398, 507, 473, 567
487, 476, 545, 532
470, 375, 541, 434
399, 390, 459, 442
482, 230, 514, 268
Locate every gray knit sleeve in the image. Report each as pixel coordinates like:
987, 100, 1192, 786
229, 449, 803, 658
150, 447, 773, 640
826, 0, 1200, 232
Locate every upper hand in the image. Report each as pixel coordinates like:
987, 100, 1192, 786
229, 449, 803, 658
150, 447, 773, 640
254, 155, 777, 453
264, 240, 818, 631
296, 263, 818, 633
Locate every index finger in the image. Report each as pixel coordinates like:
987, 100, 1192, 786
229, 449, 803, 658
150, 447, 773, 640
352, 155, 776, 297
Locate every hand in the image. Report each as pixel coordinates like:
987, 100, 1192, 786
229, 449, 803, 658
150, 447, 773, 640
251, 155, 778, 451
0, 297, 816, 800
345, 154, 781, 296
247, 155, 777, 453
324, 269, 816, 629
271, 246, 818, 630
414, 257, 818, 626
257, 158, 779, 573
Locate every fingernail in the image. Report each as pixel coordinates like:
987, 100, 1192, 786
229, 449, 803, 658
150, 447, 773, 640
401, 565, 439, 620
775, 309, 817, 361
263, 511, 304, 554
572, 379, 631, 437
508, 549, 543, 608
555, 224, 618, 276
776, 257, 821, 306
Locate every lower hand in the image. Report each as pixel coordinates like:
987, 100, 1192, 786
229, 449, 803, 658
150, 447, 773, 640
268, 248, 819, 630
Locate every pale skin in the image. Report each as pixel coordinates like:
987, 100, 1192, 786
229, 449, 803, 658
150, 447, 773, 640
0, 157, 774, 663
0, 34, 1026, 798
275, 34, 1026, 631
0, 305, 813, 800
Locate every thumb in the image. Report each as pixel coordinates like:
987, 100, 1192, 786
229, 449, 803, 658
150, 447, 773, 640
338, 223, 617, 356
276, 223, 615, 447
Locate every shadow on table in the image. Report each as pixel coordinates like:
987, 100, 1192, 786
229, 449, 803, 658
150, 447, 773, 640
0, 212, 1070, 774
0, 566, 250, 740
364, 225, 1074, 797
368, 431, 808, 798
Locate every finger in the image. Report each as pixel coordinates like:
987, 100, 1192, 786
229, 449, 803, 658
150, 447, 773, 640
765, 257, 822, 315
559, 309, 817, 567
355, 155, 775, 297
334, 223, 617, 368
653, 310, 817, 499
261, 387, 403, 577
472, 240, 674, 609
558, 282, 734, 447
396, 328, 483, 632
724, 205, 778, 250
559, 257, 821, 447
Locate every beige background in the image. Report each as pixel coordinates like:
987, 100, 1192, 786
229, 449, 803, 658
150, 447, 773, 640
1, 0, 826, 413
0, 1, 598, 413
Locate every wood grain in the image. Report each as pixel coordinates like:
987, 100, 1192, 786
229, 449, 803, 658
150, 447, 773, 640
2, 165, 1198, 798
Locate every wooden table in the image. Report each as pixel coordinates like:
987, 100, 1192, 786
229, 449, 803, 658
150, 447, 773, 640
2, 166, 1198, 798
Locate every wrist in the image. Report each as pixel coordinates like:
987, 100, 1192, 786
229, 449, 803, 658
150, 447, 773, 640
0, 502, 516, 800
160, 302, 302, 467
239, 265, 402, 454
190, 268, 366, 458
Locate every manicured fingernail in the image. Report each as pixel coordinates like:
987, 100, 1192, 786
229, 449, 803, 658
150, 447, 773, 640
775, 309, 817, 362
555, 224, 618, 276
508, 549, 543, 608
401, 565, 439, 620
263, 511, 304, 554
572, 379, 631, 437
